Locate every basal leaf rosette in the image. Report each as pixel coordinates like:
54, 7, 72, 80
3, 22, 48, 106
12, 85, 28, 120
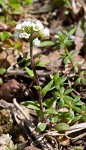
15, 20, 50, 46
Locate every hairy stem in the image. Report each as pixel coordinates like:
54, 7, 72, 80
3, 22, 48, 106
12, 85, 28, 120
30, 36, 44, 120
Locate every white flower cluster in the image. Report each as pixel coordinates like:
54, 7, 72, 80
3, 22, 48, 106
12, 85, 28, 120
15, 20, 50, 46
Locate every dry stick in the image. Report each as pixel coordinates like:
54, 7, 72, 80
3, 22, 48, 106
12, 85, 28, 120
13, 99, 54, 150
68, 122, 86, 130
72, 132, 86, 142
7, 69, 52, 77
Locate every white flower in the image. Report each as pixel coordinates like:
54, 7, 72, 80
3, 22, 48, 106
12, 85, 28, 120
39, 28, 49, 37
16, 23, 22, 30
19, 32, 30, 39
33, 20, 44, 31
15, 20, 50, 39
33, 38, 40, 46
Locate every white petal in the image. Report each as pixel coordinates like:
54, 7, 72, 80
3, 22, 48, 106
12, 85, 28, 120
33, 20, 44, 31
43, 28, 50, 36
39, 28, 50, 37
25, 20, 32, 27
33, 38, 40, 46
21, 21, 27, 28
36, 20, 44, 30
21, 20, 32, 28
16, 24, 22, 30
19, 32, 30, 39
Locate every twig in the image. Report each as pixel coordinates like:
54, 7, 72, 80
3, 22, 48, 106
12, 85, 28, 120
7, 69, 52, 77
72, 132, 86, 142
68, 122, 86, 130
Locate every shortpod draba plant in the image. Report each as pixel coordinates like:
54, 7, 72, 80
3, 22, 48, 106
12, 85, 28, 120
15, 19, 49, 120
15, 20, 86, 132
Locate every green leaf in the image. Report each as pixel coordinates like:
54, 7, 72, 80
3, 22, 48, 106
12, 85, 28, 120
26, 0, 33, 4
74, 101, 84, 106
68, 27, 76, 35
33, 85, 41, 90
72, 115, 82, 123
73, 106, 82, 113
37, 123, 46, 132
73, 96, 81, 103
81, 104, 86, 111
15, 40, 22, 50
40, 41, 54, 47
43, 97, 56, 108
64, 96, 73, 101
9, 0, 17, 3
0, 0, 7, 9
36, 59, 50, 67
50, 115, 58, 123
21, 101, 40, 110
66, 40, 73, 46
0, 16, 5, 22
25, 67, 34, 78
55, 123, 69, 131
53, 91, 60, 97
10, 4, 23, 14
60, 87, 65, 94
69, 50, 75, 55
75, 78, 81, 86
69, 55, 74, 61
69, 109, 74, 119
82, 115, 86, 121
60, 75, 67, 84
81, 77, 86, 85
59, 98, 64, 108
0, 68, 6, 75
64, 56, 69, 64
42, 80, 53, 97
0, 31, 10, 41
53, 74, 59, 82
44, 108, 58, 115
63, 0, 71, 6
64, 88, 72, 95
60, 53, 66, 57
74, 66, 78, 72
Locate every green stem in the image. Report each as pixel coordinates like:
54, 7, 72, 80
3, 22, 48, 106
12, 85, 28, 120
30, 35, 44, 120
65, 46, 74, 68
